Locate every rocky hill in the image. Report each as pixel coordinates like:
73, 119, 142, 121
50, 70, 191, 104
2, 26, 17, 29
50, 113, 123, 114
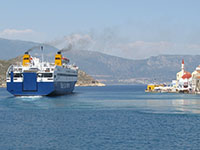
76, 70, 105, 87
0, 56, 23, 86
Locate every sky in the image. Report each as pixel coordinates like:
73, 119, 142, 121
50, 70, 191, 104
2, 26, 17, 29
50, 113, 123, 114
0, 0, 200, 59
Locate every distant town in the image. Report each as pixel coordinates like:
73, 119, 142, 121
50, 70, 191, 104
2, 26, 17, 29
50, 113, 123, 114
146, 59, 200, 94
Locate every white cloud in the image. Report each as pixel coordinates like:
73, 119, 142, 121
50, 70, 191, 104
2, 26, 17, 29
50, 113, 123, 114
186, 44, 200, 50
0, 28, 46, 43
49, 32, 200, 59
116, 41, 175, 59
127, 41, 172, 49
1, 27, 200, 59
0, 29, 34, 36
116, 41, 200, 59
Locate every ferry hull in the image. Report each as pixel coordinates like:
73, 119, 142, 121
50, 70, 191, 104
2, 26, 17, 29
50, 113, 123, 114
7, 81, 76, 96
50, 81, 76, 95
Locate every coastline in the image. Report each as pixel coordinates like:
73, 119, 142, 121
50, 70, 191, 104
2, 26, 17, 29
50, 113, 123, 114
75, 82, 106, 87
0, 83, 106, 88
0, 84, 6, 88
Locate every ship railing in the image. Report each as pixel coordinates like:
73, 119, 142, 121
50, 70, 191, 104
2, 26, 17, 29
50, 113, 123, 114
6, 65, 14, 78
68, 64, 79, 70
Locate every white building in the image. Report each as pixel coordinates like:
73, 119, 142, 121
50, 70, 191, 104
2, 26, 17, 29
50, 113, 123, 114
176, 59, 192, 93
191, 65, 200, 93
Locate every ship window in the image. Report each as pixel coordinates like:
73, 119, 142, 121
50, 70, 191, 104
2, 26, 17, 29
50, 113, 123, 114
14, 73, 23, 77
37, 73, 53, 78
57, 73, 77, 77
43, 73, 53, 78
24, 58, 29, 60
37, 73, 42, 77
55, 58, 61, 60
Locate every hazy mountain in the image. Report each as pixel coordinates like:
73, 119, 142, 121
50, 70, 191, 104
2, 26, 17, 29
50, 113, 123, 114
0, 38, 200, 85
0, 38, 57, 60
65, 50, 200, 84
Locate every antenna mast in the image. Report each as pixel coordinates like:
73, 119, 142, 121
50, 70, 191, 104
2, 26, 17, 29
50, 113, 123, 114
41, 46, 44, 69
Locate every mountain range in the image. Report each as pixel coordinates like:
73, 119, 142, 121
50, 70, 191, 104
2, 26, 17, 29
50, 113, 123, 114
65, 50, 200, 84
0, 38, 200, 85
0, 38, 56, 60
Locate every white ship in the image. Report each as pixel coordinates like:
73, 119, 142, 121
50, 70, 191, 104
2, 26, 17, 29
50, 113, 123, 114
6, 46, 78, 96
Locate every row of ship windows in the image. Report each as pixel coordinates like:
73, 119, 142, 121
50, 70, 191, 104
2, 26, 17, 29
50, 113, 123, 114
8, 73, 53, 78
57, 73, 77, 77
8, 73, 77, 78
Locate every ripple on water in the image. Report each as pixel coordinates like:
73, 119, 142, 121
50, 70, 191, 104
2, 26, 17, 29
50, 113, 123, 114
0, 86, 200, 149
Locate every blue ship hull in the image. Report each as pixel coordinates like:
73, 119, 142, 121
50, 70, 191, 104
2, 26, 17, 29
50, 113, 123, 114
7, 81, 76, 96
7, 72, 76, 96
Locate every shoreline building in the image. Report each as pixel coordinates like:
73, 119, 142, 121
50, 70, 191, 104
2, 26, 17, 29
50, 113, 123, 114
176, 59, 192, 93
146, 59, 200, 94
192, 65, 200, 93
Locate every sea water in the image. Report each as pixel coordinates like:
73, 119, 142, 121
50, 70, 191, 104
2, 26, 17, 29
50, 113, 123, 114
0, 85, 200, 150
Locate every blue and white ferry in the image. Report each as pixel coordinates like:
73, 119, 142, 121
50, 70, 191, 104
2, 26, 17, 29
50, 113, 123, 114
6, 48, 78, 96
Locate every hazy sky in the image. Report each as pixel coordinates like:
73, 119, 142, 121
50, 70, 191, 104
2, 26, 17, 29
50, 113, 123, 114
0, 0, 200, 59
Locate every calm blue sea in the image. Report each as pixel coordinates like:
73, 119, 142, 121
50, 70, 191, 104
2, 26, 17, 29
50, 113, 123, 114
0, 85, 200, 150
